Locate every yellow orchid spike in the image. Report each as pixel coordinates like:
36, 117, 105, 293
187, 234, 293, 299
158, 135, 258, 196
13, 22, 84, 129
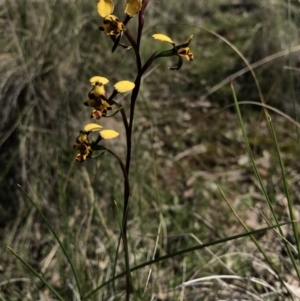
114, 80, 135, 93
97, 0, 114, 17
124, 0, 142, 17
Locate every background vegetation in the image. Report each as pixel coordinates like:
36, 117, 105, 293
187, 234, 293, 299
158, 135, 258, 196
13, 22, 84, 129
1, 0, 300, 300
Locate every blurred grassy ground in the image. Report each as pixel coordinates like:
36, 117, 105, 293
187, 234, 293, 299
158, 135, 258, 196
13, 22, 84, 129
1, 0, 300, 300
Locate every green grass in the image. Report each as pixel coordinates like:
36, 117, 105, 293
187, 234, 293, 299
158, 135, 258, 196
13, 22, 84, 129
1, 0, 300, 300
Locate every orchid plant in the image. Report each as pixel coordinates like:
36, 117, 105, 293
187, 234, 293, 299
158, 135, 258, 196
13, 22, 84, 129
73, 0, 193, 299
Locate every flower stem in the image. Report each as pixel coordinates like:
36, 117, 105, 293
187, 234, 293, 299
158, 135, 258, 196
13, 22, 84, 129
121, 15, 155, 300
105, 148, 132, 299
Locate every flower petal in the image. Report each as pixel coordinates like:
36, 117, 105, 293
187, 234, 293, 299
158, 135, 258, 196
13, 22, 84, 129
184, 35, 193, 45
76, 131, 89, 144
102, 100, 112, 111
175, 35, 193, 49
100, 129, 119, 139
84, 123, 103, 132
114, 80, 135, 93
177, 47, 194, 61
124, 0, 142, 17
97, 0, 114, 17
84, 99, 98, 107
152, 34, 174, 44
170, 56, 183, 70
90, 76, 109, 85
76, 153, 85, 162
99, 15, 125, 36
87, 84, 106, 101
91, 109, 102, 119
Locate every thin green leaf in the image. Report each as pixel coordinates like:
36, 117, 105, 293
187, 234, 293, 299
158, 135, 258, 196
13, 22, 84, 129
268, 119, 300, 269
230, 83, 300, 280
83, 221, 291, 300
7, 246, 65, 301
218, 184, 294, 300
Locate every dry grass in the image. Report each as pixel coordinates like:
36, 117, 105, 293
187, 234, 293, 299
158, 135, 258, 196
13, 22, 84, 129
1, 0, 300, 300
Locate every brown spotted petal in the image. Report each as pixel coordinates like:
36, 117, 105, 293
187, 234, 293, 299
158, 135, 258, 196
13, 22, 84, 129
76, 153, 85, 162
90, 100, 112, 119
88, 83, 107, 100
84, 99, 100, 107
76, 131, 90, 145
99, 15, 125, 36
175, 35, 194, 61
75, 145, 93, 162
73, 137, 93, 162
101, 100, 112, 112
91, 109, 103, 119
177, 47, 194, 61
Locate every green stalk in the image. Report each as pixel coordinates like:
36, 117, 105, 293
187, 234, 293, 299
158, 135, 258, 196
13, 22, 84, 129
119, 21, 156, 300
268, 120, 300, 266
231, 84, 279, 227
104, 148, 131, 299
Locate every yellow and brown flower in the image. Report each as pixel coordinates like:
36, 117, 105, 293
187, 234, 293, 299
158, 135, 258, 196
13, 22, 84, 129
90, 101, 112, 119
99, 15, 125, 36
152, 34, 194, 70
84, 76, 112, 119
73, 131, 93, 162
73, 124, 120, 162
84, 76, 135, 120
175, 36, 194, 62
97, 0, 142, 35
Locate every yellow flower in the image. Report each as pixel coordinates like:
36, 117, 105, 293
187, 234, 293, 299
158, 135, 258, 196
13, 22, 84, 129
75, 131, 89, 144
97, 0, 114, 18
124, 0, 142, 17
88, 76, 109, 99
90, 104, 112, 119
152, 34, 194, 70
85, 76, 111, 119
99, 15, 125, 36
88, 84, 106, 99
84, 124, 119, 140
176, 36, 194, 62
73, 126, 119, 162
75, 145, 93, 162
90, 109, 102, 120
84, 76, 135, 120
85, 100, 112, 119
84, 123, 103, 132
114, 80, 135, 93
73, 131, 93, 162
97, 0, 142, 35
90, 76, 110, 85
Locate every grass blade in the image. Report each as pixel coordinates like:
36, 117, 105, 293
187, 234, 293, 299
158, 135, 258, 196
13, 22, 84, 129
268, 119, 300, 268
17, 185, 82, 297
219, 184, 295, 300
230, 83, 300, 279
83, 221, 291, 300
7, 246, 66, 301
